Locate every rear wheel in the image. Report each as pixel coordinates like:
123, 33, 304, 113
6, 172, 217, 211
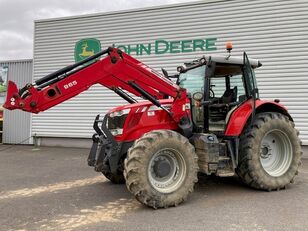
124, 130, 198, 208
237, 112, 302, 191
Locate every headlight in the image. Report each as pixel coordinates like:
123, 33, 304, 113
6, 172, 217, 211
107, 108, 130, 133
110, 129, 123, 136
109, 108, 130, 118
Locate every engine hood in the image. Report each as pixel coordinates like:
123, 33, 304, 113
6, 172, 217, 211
108, 99, 174, 114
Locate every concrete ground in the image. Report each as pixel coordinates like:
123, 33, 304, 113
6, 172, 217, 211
0, 145, 307, 231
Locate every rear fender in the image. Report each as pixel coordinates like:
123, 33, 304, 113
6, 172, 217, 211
224, 99, 292, 137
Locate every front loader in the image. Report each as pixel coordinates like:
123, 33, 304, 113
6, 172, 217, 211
4, 44, 301, 208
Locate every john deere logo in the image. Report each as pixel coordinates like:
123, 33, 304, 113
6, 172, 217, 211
74, 38, 101, 62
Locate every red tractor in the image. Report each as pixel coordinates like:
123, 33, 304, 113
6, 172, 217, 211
4, 44, 301, 208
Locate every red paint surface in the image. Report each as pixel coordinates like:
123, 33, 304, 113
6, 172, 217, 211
224, 99, 288, 136
4, 48, 188, 123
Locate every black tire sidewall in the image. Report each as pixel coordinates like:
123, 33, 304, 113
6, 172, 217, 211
238, 112, 301, 190
125, 130, 198, 208
142, 134, 196, 201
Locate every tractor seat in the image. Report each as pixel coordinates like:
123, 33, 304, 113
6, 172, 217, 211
221, 86, 238, 104
209, 87, 238, 122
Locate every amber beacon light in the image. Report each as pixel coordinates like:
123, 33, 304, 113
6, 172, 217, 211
226, 41, 233, 52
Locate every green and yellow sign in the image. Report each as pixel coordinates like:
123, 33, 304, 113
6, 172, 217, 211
113, 38, 217, 56
74, 38, 101, 62
74, 37, 217, 59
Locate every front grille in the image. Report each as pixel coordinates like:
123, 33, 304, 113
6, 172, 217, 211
107, 114, 128, 129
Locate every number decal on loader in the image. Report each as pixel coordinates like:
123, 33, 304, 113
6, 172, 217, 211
64, 81, 77, 89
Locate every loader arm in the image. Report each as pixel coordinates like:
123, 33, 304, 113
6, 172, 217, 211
3, 47, 187, 122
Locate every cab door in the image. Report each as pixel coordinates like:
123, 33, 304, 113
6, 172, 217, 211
243, 52, 259, 122
243, 52, 259, 99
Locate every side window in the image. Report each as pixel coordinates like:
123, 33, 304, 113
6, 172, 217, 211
230, 75, 245, 101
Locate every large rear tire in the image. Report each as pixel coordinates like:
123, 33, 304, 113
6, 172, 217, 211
124, 130, 198, 208
237, 112, 302, 191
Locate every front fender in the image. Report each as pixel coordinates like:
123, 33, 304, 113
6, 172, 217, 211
224, 99, 291, 137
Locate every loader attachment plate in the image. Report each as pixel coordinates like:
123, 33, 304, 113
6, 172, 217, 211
3, 81, 21, 110
87, 114, 132, 174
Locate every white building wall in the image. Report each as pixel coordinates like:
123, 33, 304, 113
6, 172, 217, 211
0, 60, 32, 144
33, 0, 308, 144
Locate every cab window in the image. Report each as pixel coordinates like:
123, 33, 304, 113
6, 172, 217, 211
178, 65, 205, 94
209, 64, 246, 102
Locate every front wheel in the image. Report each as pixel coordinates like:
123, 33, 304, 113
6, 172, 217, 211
237, 112, 302, 191
124, 130, 198, 208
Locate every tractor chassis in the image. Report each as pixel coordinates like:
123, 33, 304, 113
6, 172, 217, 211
87, 113, 239, 178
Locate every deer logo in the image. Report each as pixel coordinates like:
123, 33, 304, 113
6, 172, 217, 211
79, 42, 95, 58
75, 38, 101, 63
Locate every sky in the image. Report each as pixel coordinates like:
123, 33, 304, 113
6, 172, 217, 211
0, 0, 196, 60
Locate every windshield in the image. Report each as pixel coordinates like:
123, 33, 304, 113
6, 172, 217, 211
178, 65, 205, 94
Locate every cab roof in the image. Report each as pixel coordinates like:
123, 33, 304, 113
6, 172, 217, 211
180, 54, 262, 78
204, 55, 262, 69
184, 55, 262, 70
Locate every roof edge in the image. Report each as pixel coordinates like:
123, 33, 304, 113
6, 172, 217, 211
0, 59, 33, 64
34, 0, 229, 23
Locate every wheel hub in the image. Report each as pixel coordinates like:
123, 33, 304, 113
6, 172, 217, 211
153, 157, 172, 178
259, 129, 293, 177
260, 144, 272, 159
148, 148, 186, 193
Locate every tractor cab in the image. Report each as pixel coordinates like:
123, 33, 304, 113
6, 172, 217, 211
178, 52, 261, 135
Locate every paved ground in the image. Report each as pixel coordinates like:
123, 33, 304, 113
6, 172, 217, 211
0, 145, 307, 231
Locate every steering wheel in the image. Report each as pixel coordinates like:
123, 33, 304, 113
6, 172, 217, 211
210, 89, 215, 98
209, 84, 215, 98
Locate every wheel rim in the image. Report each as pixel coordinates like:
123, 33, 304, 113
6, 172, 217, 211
260, 129, 293, 177
148, 148, 186, 193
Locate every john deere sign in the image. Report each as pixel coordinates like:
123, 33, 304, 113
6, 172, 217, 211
113, 38, 217, 56
74, 38, 217, 59
74, 38, 101, 62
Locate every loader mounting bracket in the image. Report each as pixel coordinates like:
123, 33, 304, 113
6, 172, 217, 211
87, 114, 132, 174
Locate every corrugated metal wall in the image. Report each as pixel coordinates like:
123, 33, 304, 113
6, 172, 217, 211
0, 60, 32, 144
33, 0, 308, 144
